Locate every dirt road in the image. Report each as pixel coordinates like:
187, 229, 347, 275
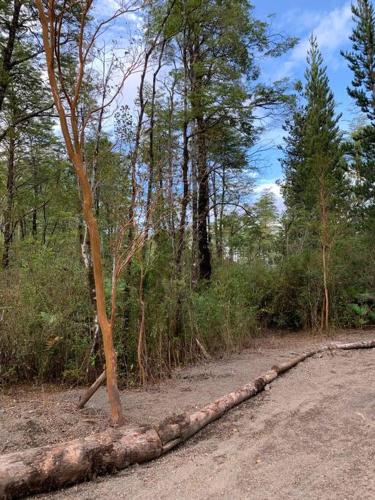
32, 333, 375, 500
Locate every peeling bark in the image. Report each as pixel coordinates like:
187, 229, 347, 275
0, 427, 162, 499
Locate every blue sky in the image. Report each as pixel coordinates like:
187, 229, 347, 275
252, 1, 356, 200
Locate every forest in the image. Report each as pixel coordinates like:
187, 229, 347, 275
0, 0, 374, 425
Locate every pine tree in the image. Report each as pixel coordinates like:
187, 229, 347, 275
304, 37, 345, 205
281, 37, 346, 330
281, 99, 307, 211
341, 0, 375, 125
342, 0, 375, 219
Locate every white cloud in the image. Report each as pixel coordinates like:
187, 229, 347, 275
93, 0, 142, 29
281, 9, 324, 35
276, 2, 352, 79
254, 181, 285, 212
254, 181, 281, 197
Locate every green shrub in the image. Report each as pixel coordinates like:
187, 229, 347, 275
0, 242, 91, 384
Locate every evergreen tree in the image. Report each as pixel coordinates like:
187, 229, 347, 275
341, 0, 375, 125
342, 0, 375, 219
280, 96, 307, 211
281, 37, 346, 330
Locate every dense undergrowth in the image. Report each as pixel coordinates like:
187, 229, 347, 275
1, 228, 374, 386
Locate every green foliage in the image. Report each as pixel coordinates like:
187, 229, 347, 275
342, 1, 375, 219
282, 37, 346, 214
0, 243, 91, 384
341, 0, 375, 125
189, 263, 260, 351
2, 0, 375, 389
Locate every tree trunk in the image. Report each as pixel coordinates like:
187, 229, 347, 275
218, 165, 225, 259
319, 178, 330, 332
196, 116, 211, 281
32, 156, 38, 239
166, 78, 177, 241
137, 265, 147, 385
0, 1, 22, 114
212, 169, 221, 259
80, 224, 103, 378
191, 139, 198, 285
123, 45, 151, 336
176, 29, 190, 273
172, 72, 190, 345
42, 203, 48, 245
0, 427, 163, 499
78, 161, 124, 425
2, 133, 16, 269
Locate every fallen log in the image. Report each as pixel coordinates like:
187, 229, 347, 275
272, 350, 317, 375
1, 338, 374, 499
0, 427, 162, 499
325, 339, 375, 350
77, 370, 106, 410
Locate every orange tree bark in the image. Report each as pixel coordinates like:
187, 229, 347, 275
35, 0, 124, 425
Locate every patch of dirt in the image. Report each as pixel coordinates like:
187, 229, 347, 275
1, 329, 375, 499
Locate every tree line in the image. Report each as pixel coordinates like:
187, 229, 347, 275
0, 0, 374, 423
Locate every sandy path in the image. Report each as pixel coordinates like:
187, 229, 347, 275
33, 338, 375, 500
1, 330, 373, 454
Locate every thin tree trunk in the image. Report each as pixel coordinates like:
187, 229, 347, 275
42, 203, 48, 245
218, 165, 225, 259
36, 1, 124, 425
77, 155, 124, 425
124, 43, 152, 335
81, 62, 110, 378
0, 1, 21, 114
196, 114, 211, 281
166, 79, 177, 243
191, 143, 198, 285
176, 34, 190, 273
212, 169, 220, 259
2, 132, 16, 269
31, 155, 38, 239
319, 178, 330, 332
145, 40, 166, 239
321, 242, 330, 331
137, 265, 147, 385
80, 224, 102, 377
